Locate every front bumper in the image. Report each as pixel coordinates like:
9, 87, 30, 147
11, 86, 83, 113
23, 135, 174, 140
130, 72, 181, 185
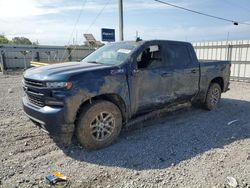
23, 96, 67, 135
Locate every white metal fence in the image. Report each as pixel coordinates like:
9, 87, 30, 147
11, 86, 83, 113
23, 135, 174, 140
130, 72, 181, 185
193, 40, 250, 82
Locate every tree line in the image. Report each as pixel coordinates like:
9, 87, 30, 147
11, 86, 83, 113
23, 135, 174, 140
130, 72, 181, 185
0, 35, 38, 45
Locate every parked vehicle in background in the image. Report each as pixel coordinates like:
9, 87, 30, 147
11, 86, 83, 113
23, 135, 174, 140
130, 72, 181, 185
22, 40, 231, 149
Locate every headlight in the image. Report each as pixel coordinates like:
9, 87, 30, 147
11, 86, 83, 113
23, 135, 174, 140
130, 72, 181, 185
46, 81, 73, 89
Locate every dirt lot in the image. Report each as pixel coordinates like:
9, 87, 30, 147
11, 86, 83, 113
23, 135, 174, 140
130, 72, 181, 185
0, 73, 249, 188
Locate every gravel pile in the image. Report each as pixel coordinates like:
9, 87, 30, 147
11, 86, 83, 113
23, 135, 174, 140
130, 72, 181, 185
0, 73, 249, 188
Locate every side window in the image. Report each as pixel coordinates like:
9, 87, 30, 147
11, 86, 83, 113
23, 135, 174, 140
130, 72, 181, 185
136, 45, 164, 69
167, 44, 191, 67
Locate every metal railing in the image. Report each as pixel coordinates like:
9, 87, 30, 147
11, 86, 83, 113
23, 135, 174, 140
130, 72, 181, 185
193, 40, 250, 82
0, 44, 94, 73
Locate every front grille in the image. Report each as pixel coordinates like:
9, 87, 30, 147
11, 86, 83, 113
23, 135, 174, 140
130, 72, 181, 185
24, 79, 44, 88
23, 78, 46, 107
27, 94, 45, 107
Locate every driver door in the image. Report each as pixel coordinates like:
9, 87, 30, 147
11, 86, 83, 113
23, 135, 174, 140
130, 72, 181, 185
129, 42, 174, 115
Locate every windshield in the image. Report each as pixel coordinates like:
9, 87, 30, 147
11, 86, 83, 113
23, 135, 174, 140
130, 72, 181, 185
81, 42, 138, 65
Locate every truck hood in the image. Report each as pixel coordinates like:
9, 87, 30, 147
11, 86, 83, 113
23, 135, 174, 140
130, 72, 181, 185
24, 61, 111, 81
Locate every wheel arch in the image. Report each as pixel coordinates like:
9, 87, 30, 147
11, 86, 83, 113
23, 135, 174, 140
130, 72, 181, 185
75, 93, 127, 125
210, 77, 224, 91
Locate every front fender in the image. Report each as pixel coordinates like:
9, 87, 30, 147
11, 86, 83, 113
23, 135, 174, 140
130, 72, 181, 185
64, 74, 130, 124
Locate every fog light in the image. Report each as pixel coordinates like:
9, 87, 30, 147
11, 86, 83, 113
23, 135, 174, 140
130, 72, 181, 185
45, 100, 64, 106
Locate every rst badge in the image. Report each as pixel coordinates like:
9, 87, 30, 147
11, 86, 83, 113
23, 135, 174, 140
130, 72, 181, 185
110, 69, 124, 75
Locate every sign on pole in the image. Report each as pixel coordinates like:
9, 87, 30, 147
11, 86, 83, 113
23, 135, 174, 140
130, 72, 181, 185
101, 28, 115, 42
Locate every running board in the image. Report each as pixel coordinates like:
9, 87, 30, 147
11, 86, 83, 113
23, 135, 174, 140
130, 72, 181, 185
126, 102, 191, 127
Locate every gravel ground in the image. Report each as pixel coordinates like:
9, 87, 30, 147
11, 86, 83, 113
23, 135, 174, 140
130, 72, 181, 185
0, 73, 249, 188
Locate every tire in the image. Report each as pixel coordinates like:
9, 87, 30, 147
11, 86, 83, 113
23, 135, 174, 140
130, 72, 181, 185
76, 100, 122, 150
204, 83, 222, 110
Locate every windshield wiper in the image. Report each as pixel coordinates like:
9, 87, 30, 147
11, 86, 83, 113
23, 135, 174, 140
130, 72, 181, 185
86, 61, 103, 64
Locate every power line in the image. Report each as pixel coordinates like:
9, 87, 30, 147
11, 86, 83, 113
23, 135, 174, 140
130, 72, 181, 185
85, 0, 111, 33
61, 0, 87, 61
67, 0, 87, 43
154, 0, 250, 26
63, 0, 111, 62
2, 32, 31, 36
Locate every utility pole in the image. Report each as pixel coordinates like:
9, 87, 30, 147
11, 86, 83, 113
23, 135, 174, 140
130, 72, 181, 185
118, 0, 124, 41
226, 32, 230, 44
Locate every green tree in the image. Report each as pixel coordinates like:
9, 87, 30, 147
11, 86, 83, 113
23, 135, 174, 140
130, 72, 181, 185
12, 37, 32, 45
0, 35, 9, 44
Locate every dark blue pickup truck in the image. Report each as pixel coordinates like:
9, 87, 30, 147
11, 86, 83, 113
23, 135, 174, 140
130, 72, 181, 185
23, 40, 231, 149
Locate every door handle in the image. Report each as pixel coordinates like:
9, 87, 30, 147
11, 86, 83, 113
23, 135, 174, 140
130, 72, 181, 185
161, 72, 171, 77
133, 69, 140, 75
191, 69, 197, 73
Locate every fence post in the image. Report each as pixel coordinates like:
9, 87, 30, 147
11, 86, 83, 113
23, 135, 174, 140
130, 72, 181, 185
36, 51, 40, 62
245, 40, 250, 82
45, 51, 51, 62
67, 48, 72, 61
226, 44, 232, 61
0, 51, 6, 74
226, 44, 233, 81
237, 40, 244, 81
21, 51, 29, 70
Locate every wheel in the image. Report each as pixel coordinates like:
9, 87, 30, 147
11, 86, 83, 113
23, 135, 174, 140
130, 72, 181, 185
76, 100, 122, 150
204, 83, 221, 110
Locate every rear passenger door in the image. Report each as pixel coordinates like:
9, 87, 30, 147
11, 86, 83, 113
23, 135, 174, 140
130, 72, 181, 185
166, 43, 199, 101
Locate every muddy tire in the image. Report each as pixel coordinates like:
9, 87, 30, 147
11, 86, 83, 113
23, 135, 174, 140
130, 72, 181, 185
76, 100, 122, 150
204, 83, 222, 110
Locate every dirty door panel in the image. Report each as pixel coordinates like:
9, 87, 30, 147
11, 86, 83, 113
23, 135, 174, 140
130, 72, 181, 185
129, 42, 174, 114
166, 43, 199, 100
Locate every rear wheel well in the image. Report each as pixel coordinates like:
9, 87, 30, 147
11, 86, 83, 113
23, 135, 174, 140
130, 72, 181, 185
75, 94, 127, 125
210, 77, 224, 91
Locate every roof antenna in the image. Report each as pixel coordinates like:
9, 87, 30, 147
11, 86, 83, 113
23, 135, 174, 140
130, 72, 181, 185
135, 31, 142, 42
136, 37, 142, 42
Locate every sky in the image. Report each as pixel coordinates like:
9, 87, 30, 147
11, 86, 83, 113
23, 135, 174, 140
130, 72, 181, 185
0, 0, 250, 45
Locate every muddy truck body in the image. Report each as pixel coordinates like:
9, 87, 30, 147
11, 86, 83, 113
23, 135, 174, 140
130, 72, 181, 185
22, 40, 231, 149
